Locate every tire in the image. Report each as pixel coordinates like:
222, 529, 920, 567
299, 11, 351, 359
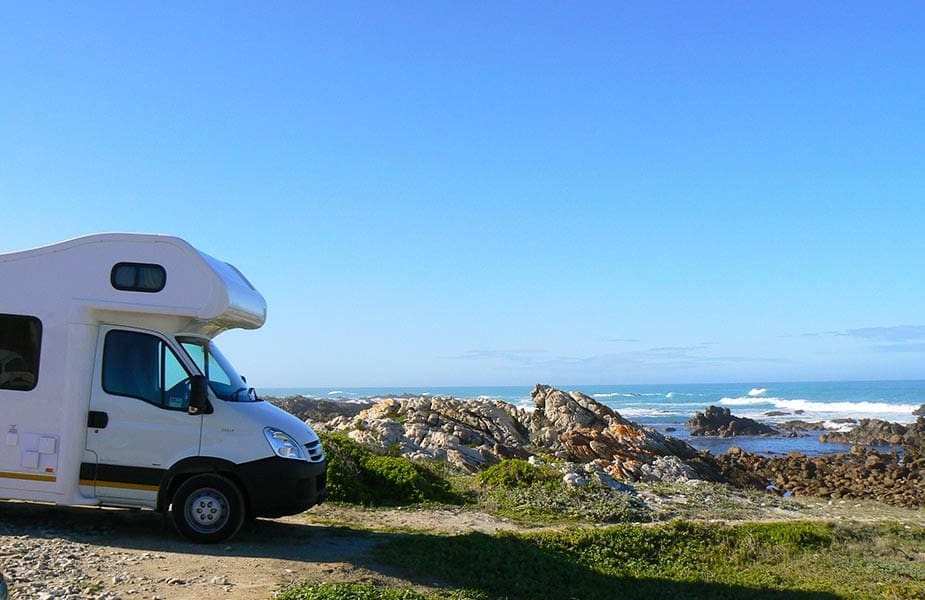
171, 474, 245, 543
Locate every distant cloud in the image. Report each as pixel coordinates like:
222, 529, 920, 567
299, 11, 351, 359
648, 345, 703, 354
447, 343, 789, 378
803, 325, 925, 354
805, 325, 925, 341
448, 349, 552, 365
444, 348, 588, 375
800, 330, 850, 338
627, 345, 789, 368
845, 325, 925, 342
869, 342, 925, 353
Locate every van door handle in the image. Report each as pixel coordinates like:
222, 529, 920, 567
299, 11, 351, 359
87, 411, 109, 429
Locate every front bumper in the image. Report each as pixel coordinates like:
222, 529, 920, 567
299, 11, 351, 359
237, 456, 327, 518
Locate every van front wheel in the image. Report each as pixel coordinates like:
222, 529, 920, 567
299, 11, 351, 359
171, 474, 245, 543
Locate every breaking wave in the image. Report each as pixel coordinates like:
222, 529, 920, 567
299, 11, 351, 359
774, 399, 919, 415
721, 395, 919, 420
720, 396, 774, 406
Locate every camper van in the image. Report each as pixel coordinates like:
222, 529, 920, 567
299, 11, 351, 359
0, 234, 326, 542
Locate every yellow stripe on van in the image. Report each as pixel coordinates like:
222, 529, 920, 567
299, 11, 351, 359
0, 470, 57, 483
90, 480, 159, 492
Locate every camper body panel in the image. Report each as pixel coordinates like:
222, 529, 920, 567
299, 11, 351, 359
0, 318, 91, 505
1, 234, 265, 337
0, 234, 325, 541
200, 399, 317, 464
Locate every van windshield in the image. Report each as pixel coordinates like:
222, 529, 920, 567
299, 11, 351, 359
179, 338, 257, 402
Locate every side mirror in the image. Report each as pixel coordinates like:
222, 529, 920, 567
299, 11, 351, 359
188, 375, 210, 415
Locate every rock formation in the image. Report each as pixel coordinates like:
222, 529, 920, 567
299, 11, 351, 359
905, 418, 925, 457
776, 420, 827, 435
819, 417, 925, 456
320, 395, 532, 471
275, 384, 723, 483
528, 384, 723, 483
271, 396, 372, 424
687, 405, 778, 437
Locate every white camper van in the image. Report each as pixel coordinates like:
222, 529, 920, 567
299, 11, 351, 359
0, 234, 326, 542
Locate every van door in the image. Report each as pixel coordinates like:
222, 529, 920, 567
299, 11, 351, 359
83, 326, 202, 506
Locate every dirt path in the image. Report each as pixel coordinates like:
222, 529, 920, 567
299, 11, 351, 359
0, 502, 522, 600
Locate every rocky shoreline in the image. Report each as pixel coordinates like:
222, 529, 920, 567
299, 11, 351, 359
717, 445, 924, 509
270, 384, 925, 509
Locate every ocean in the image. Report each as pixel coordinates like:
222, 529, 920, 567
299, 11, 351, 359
264, 380, 925, 456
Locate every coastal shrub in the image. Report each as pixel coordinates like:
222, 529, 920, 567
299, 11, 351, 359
362, 455, 458, 504
481, 480, 650, 523
476, 459, 557, 489
474, 458, 649, 523
319, 433, 374, 504
637, 481, 802, 521
319, 433, 463, 506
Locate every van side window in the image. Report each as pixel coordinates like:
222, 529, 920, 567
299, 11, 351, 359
111, 263, 166, 293
102, 331, 191, 410
0, 314, 41, 391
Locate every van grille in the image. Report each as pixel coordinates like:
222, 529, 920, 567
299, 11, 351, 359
305, 439, 325, 463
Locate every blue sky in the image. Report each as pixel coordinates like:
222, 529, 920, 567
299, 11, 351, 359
2, 2, 924, 387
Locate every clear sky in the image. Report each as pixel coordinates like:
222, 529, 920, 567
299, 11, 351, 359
2, 2, 924, 387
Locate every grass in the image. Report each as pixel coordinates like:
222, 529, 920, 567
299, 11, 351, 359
370, 520, 925, 600
277, 521, 925, 599
479, 479, 651, 523
472, 459, 651, 523
297, 441, 925, 600
275, 582, 475, 600
637, 480, 807, 521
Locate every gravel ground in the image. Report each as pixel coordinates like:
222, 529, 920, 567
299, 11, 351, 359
0, 501, 521, 600
0, 502, 387, 600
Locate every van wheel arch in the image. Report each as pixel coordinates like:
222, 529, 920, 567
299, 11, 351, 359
158, 457, 251, 516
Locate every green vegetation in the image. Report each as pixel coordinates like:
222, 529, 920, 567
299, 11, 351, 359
476, 458, 650, 523
373, 520, 925, 600
292, 442, 924, 600
319, 433, 465, 506
275, 582, 477, 600
277, 521, 925, 598
638, 480, 805, 521
475, 458, 557, 488
481, 478, 651, 523
322, 436, 650, 522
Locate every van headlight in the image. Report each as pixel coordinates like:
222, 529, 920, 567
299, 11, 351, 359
264, 428, 307, 460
